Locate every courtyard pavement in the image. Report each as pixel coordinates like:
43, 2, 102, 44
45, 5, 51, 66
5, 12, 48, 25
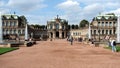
0, 39, 120, 68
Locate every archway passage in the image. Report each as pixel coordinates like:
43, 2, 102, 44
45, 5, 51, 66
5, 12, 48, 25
56, 32, 59, 38
62, 32, 64, 38
50, 32, 53, 38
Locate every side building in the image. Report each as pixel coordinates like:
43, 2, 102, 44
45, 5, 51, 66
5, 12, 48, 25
70, 27, 89, 41
91, 13, 117, 41
2, 14, 27, 40
47, 15, 68, 39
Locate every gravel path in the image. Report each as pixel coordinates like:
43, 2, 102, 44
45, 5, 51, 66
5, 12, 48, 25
0, 39, 120, 68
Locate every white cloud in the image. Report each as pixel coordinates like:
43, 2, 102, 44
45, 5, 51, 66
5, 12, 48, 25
56, 0, 120, 24
104, 8, 120, 15
7, 0, 47, 11
57, 0, 81, 11
0, 1, 5, 7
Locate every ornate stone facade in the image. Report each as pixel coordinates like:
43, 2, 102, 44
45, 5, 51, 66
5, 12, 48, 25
2, 14, 27, 40
91, 13, 117, 41
47, 15, 68, 39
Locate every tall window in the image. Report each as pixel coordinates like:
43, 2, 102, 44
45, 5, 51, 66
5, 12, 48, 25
110, 30, 112, 35
62, 26, 64, 29
50, 24, 52, 29
94, 30, 96, 35
102, 22, 104, 26
14, 21, 16, 26
14, 30, 16, 34
10, 21, 12, 26
56, 24, 59, 29
102, 30, 104, 35
10, 29, 12, 34
106, 30, 108, 34
109, 22, 112, 26
6, 21, 8, 26
113, 30, 116, 34
106, 22, 108, 26
113, 22, 116, 26
98, 22, 100, 26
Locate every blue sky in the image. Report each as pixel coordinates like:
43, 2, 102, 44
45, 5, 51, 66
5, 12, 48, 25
0, 0, 120, 25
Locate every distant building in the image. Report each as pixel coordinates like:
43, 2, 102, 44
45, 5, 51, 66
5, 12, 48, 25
47, 15, 68, 39
2, 14, 27, 40
70, 27, 89, 40
91, 13, 117, 41
28, 25, 48, 40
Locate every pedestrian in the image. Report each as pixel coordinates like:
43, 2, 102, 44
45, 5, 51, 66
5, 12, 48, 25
111, 39, 117, 52
70, 36, 73, 45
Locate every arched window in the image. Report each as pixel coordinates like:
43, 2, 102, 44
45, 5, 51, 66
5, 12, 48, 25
109, 22, 112, 26
109, 30, 112, 35
102, 30, 104, 35
62, 26, 64, 29
10, 21, 12, 26
50, 24, 53, 29
113, 22, 116, 26
14, 30, 16, 34
94, 30, 96, 35
106, 22, 108, 26
106, 30, 108, 34
98, 22, 100, 26
113, 30, 116, 34
56, 24, 59, 29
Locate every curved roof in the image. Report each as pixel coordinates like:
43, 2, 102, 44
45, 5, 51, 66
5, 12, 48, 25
2, 14, 18, 19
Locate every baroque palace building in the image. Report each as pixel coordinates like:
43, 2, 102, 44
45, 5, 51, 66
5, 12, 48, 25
91, 13, 117, 41
47, 15, 68, 39
2, 14, 27, 40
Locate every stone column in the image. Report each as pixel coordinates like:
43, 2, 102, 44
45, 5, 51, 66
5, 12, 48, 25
117, 16, 120, 42
88, 23, 91, 39
59, 31, 62, 38
0, 12, 3, 43
25, 24, 28, 40
53, 31, 56, 39
53, 24, 55, 29
59, 23, 62, 29
108, 29, 110, 35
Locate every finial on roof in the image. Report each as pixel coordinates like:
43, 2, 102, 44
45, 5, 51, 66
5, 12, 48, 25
14, 11, 16, 15
57, 15, 59, 19
99, 12, 101, 15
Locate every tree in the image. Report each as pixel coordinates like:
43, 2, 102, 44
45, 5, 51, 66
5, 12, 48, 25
72, 24, 75, 29
68, 25, 71, 30
79, 19, 89, 28
74, 25, 79, 29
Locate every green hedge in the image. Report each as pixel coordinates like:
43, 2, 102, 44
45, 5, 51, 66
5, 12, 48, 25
105, 46, 120, 52
0, 47, 19, 55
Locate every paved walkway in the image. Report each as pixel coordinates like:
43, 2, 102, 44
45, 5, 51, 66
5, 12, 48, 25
0, 39, 120, 68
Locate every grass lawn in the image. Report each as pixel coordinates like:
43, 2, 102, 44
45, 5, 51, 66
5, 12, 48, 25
105, 46, 120, 52
0, 47, 19, 55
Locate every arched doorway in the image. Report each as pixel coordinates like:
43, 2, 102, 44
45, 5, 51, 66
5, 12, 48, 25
56, 32, 59, 38
50, 32, 53, 38
62, 32, 64, 38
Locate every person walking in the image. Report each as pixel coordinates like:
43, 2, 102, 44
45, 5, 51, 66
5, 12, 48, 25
70, 36, 73, 45
111, 39, 117, 52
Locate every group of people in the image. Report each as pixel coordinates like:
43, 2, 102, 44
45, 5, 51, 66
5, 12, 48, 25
67, 36, 73, 45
